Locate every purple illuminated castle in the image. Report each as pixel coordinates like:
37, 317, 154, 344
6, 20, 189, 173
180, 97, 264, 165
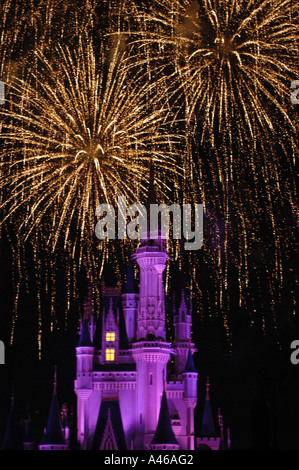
73, 222, 229, 450
1, 238, 229, 451
1, 185, 230, 451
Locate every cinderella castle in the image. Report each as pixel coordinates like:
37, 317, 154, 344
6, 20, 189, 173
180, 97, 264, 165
1, 183, 230, 451
72, 251, 230, 451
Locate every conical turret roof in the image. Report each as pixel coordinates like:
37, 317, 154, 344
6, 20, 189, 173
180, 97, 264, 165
200, 377, 217, 437
183, 349, 197, 374
40, 369, 67, 447
151, 392, 179, 446
77, 318, 92, 347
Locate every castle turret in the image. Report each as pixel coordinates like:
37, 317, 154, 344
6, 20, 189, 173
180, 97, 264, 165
76, 318, 94, 379
75, 317, 94, 449
182, 350, 198, 450
39, 368, 68, 450
196, 377, 221, 450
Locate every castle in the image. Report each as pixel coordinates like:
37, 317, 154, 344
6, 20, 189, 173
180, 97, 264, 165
1, 186, 230, 451
71, 206, 229, 450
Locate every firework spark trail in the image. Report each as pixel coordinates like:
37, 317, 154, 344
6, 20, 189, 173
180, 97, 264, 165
0, 0, 27, 79
0, 0, 95, 79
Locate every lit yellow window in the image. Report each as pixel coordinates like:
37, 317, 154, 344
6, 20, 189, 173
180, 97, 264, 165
105, 348, 115, 361
106, 332, 115, 342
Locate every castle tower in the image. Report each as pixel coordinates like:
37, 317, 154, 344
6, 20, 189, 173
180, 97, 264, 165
39, 368, 68, 450
196, 377, 221, 450
99, 409, 118, 450
182, 350, 198, 450
74, 318, 94, 449
72, 168, 218, 451
131, 170, 173, 449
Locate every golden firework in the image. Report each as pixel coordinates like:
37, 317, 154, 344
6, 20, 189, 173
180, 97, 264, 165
0, 34, 181, 353
118, 0, 298, 342
0, 36, 179, 249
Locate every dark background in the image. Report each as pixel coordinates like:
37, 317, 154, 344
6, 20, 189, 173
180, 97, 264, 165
0, 0, 298, 451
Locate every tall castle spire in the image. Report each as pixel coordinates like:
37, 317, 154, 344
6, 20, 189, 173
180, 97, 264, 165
133, 163, 169, 340
197, 377, 221, 450
39, 367, 68, 450
132, 166, 173, 448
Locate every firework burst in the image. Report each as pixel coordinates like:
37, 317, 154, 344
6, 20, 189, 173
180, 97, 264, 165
0, 34, 181, 352
122, 0, 298, 144
0, 37, 179, 250
117, 0, 298, 342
